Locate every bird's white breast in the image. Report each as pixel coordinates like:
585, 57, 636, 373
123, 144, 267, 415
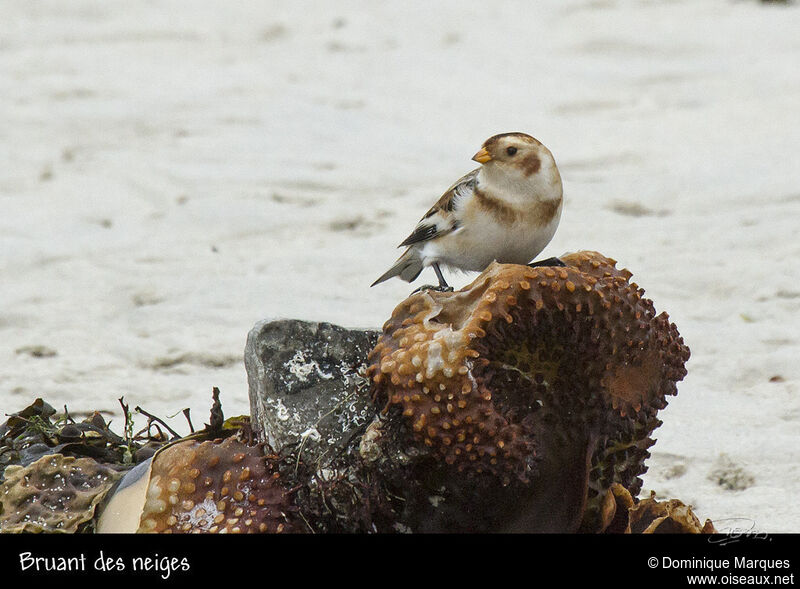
422, 199, 562, 272
418, 157, 563, 273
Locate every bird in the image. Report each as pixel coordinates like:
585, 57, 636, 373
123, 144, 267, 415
371, 132, 564, 290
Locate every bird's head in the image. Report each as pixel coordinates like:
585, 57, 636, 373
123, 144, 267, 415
472, 132, 562, 198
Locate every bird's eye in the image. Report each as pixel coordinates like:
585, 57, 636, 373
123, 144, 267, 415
506, 146, 518, 156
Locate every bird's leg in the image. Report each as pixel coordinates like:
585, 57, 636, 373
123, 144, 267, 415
528, 256, 566, 268
432, 263, 452, 289
411, 263, 454, 294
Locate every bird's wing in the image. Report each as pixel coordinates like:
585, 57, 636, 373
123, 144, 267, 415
397, 169, 478, 247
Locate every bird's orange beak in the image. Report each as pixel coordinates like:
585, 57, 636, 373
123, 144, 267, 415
471, 147, 492, 164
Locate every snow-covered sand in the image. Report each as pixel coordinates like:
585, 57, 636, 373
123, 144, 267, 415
1, 0, 798, 531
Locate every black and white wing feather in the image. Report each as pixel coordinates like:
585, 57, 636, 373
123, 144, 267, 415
397, 169, 477, 247
371, 169, 478, 287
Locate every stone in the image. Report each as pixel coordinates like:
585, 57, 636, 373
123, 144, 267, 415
244, 319, 380, 468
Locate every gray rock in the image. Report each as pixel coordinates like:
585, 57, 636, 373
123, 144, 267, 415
244, 319, 380, 469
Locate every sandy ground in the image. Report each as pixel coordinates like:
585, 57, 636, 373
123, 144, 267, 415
1, 0, 799, 532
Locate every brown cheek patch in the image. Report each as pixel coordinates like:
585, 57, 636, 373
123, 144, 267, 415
522, 154, 541, 176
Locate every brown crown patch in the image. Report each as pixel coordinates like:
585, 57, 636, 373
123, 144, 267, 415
482, 132, 538, 148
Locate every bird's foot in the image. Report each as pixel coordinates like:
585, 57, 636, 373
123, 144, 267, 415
528, 257, 566, 268
411, 284, 454, 294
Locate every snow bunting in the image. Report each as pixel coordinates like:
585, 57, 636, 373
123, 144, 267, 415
371, 132, 564, 289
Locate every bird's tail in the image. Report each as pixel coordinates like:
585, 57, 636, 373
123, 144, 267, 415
371, 248, 424, 287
